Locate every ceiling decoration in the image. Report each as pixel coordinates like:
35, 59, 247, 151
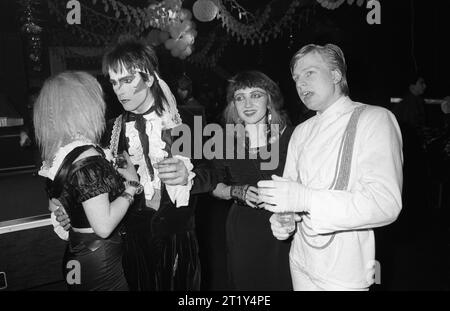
28, 0, 316, 69
316, 0, 366, 10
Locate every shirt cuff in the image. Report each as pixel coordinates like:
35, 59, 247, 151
292, 183, 312, 213
51, 212, 69, 241
165, 155, 195, 207
302, 185, 312, 213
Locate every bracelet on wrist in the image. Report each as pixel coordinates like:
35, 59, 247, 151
120, 191, 134, 205
125, 180, 144, 195
230, 185, 249, 202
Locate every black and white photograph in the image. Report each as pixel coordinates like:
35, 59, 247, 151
0, 0, 449, 294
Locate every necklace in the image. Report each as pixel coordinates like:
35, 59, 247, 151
244, 123, 271, 154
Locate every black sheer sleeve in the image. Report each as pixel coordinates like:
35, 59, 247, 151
169, 120, 219, 195
191, 159, 220, 194
70, 157, 125, 203
210, 158, 229, 185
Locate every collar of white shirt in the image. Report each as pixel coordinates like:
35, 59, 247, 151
316, 95, 352, 119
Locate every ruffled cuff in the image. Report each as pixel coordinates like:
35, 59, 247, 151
38, 163, 49, 179
51, 212, 69, 241
165, 155, 195, 207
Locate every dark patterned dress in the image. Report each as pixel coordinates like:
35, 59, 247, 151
212, 127, 294, 290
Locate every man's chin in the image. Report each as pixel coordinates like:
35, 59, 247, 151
302, 100, 314, 109
121, 103, 136, 112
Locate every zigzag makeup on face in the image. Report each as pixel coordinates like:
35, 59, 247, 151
109, 66, 154, 114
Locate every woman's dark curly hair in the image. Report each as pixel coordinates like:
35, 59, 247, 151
223, 70, 287, 132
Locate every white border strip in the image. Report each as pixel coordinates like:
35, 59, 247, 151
0, 165, 37, 173
390, 97, 446, 105
0, 215, 51, 235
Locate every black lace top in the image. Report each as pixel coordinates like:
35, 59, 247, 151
213, 126, 294, 187
209, 126, 294, 290
57, 155, 125, 228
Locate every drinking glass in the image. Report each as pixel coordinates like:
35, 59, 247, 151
276, 211, 296, 233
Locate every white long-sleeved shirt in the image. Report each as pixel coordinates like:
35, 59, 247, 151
284, 96, 403, 289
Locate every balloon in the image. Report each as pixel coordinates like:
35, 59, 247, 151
159, 31, 170, 42
193, 0, 218, 22
179, 20, 193, 34
169, 23, 182, 39
171, 48, 181, 57
184, 46, 193, 57
179, 47, 191, 60
189, 29, 197, 37
175, 38, 189, 51
182, 32, 195, 45
164, 38, 176, 50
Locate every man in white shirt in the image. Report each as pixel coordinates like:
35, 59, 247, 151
258, 43, 403, 290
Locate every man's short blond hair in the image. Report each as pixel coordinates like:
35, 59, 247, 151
290, 43, 349, 96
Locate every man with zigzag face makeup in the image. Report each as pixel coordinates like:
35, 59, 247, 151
53, 37, 216, 291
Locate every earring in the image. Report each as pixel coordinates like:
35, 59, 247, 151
235, 105, 244, 124
267, 109, 272, 124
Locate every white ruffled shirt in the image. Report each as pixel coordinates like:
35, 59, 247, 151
124, 110, 195, 207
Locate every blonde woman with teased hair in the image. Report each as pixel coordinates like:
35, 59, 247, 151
34, 71, 141, 291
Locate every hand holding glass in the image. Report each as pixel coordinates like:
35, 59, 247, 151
275, 212, 296, 233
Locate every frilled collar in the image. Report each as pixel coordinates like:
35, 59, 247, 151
125, 104, 157, 122
38, 140, 95, 181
